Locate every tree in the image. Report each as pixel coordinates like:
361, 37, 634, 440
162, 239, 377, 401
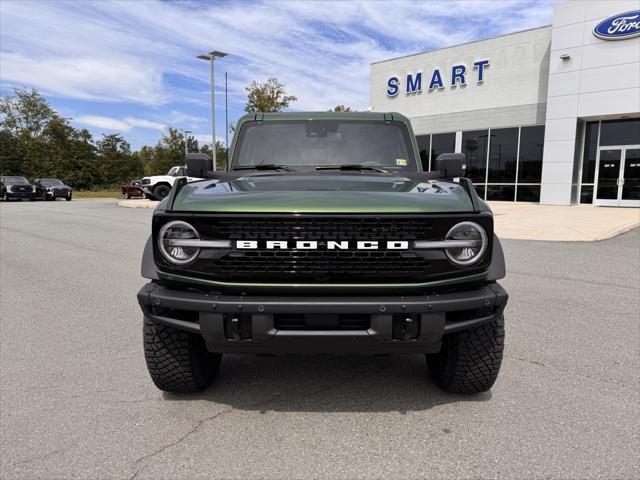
329, 105, 352, 112
0, 88, 59, 137
244, 77, 297, 113
95, 133, 143, 188
0, 88, 232, 187
0, 129, 24, 175
199, 141, 228, 171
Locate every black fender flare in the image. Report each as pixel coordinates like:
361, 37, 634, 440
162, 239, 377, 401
141, 236, 158, 280
487, 234, 506, 281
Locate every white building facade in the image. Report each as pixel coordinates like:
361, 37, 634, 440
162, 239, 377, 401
370, 0, 640, 206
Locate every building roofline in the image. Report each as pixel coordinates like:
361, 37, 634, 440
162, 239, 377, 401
370, 24, 552, 65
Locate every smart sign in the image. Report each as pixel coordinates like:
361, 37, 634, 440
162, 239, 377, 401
386, 60, 489, 97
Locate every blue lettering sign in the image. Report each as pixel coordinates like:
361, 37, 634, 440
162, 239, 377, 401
406, 72, 422, 93
451, 64, 466, 86
593, 10, 640, 40
474, 60, 489, 83
386, 76, 400, 96
429, 69, 444, 90
385, 58, 490, 96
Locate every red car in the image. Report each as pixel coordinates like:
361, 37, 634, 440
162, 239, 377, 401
122, 180, 145, 199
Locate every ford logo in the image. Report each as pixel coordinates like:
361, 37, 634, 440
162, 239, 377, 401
593, 10, 640, 40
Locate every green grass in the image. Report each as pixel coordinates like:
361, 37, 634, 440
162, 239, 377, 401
73, 190, 122, 199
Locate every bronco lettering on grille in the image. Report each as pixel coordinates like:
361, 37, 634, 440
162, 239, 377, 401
236, 240, 409, 250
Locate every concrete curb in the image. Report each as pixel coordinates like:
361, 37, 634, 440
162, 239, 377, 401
118, 199, 159, 209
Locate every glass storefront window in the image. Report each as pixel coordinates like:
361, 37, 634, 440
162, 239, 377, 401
581, 122, 599, 183
599, 118, 640, 146
486, 185, 515, 201
518, 126, 545, 183
416, 135, 430, 171
488, 128, 518, 183
516, 185, 541, 202
430, 133, 456, 170
462, 130, 488, 183
580, 185, 594, 204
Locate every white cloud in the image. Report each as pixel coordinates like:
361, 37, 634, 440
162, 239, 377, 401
74, 115, 166, 132
0, 53, 164, 105
1, 0, 555, 113
193, 134, 227, 146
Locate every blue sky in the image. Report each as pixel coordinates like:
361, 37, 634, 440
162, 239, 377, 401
0, 0, 555, 150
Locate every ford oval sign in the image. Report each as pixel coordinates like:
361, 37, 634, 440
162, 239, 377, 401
593, 10, 640, 40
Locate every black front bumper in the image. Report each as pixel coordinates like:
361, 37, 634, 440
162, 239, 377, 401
6, 191, 34, 199
138, 282, 508, 354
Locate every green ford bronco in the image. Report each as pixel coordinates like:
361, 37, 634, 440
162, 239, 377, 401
137, 112, 508, 394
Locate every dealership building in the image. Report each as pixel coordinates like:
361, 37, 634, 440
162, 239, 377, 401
370, 0, 640, 206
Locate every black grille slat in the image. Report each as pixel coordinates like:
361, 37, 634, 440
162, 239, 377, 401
156, 215, 492, 284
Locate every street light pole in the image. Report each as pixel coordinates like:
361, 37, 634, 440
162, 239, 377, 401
183, 130, 191, 158
198, 50, 229, 171
210, 57, 216, 169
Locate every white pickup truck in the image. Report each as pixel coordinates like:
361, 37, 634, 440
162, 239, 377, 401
140, 166, 202, 200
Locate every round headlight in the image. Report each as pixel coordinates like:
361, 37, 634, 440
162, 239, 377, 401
444, 221, 488, 266
158, 220, 200, 265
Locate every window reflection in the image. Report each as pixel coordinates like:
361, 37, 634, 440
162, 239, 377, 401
581, 122, 599, 184
518, 126, 545, 183
431, 133, 456, 170
416, 135, 430, 171
488, 128, 518, 183
599, 119, 640, 147
462, 130, 488, 183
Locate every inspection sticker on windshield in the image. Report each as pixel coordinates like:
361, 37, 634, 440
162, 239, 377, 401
396, 158, 407, 166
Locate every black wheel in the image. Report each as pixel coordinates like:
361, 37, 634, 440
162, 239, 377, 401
143, 317, 221, 393
152, 184, 171, 200
427, 314, 505, 394
41, 191, 47, 201
65, 194, 72, 201
124, 192, 130, 199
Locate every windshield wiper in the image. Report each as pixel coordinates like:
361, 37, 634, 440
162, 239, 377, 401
233, 164, 293, 172
316, 164, 388, 173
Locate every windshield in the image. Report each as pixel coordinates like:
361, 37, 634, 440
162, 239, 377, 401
2, 176, 29, 185
39, 179, 63, 186
231, 120, 418, 172
167, 167, 185, 176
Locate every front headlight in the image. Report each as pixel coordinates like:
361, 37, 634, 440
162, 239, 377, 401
32, 186, 36, 192
444, 221, 488, 266
158, 220, 200, 265
6, 186, 13, 192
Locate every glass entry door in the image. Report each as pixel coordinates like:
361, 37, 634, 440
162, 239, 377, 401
595, 147, 640, 207
621, 149, 640, 206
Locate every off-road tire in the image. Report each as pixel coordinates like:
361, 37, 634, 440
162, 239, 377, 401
65, 195, 71, 201
143, 317, 221, 393
427, 314, 504, 394
152, 184, 171, 200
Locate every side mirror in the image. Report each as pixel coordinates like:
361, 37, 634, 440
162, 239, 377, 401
185, 153, 213, 178
434, 153, 467, 178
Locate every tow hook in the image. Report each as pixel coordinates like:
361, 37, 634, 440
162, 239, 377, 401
393, 314, 420, 340
228, 317, 241, 340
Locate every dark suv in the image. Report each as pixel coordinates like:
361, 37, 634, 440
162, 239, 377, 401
34, 178, 73, 201
1, 176, 35, 201
138, 112, 508, 395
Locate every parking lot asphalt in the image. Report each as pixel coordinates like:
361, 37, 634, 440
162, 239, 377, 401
1, 199, 638, 480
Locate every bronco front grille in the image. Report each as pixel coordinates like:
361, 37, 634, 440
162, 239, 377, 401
155, 214, 493, 284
